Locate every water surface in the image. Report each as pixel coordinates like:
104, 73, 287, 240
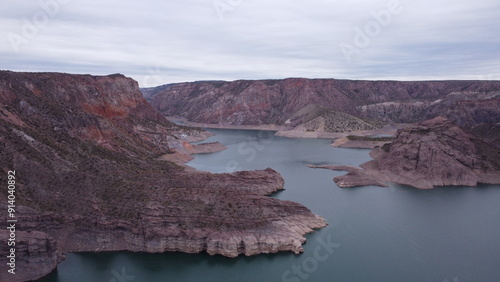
40, 129, 500, 282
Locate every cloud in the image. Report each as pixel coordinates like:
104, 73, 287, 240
1, 0, 499, 86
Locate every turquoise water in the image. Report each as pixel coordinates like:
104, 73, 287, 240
40, 129, 500, 282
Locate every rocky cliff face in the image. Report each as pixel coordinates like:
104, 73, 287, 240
467, 122, 500, 148
0, 229, 62, 282
361, 91, 500, 127
0, 71, 326, 281
330, 117, 500, 189
143, 79, 500, 129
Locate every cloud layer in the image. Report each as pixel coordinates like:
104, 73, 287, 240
2, 0, 499, 86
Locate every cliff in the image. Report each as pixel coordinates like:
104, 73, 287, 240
361, 91, 500, 128
327, 117, 500, 189
0, 229, 62, 282
0, 71, 326, 281
143, 78, 500, 130
467, 123, 500, 148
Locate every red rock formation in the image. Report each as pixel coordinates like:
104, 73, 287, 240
362, 91, 500, 127
329, 117, 500, 189
0, 71, 326, 281
143, 79, 500, 128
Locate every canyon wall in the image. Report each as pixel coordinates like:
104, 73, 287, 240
331, 117, 500, 189
0, 71, 326, 281
144, 78, 500, 130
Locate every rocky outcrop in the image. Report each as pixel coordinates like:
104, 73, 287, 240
143, 78, 500, 130
467, 122, 500, 148
360, 91, 500, 127
0, 71, 326, 281
0, 230, 63, 282
314, 117, 500, 189
359, 101, 431, 123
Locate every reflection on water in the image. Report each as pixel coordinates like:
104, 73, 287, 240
40, 129, 500, 282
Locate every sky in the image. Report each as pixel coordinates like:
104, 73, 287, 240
1, 0, 500, 87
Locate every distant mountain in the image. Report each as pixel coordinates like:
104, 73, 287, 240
143, 78, 500, 131
0, 71, 326, 281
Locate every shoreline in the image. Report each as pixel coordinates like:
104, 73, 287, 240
167, 116, 291, 132
158, 141, 227, 169
276, 124, 406, 140
168, 116, 405, 138
167, 116, 407, 149
331, 136, 394, 149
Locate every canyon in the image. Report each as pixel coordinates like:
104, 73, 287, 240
2, 72, 500, 280
144, 78, 500, 189
143, 78, 500, 133
0, 71, 326, 281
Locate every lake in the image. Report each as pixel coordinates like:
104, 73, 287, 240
39, 129, 500, 282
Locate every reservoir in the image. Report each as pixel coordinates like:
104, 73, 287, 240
40, 129, 500, 282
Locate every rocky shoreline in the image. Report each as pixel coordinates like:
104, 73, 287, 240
0, 71, 327, 282
330, 135, 393, 149
276, 124, 402, 140
311, 117, 500, 189
168, 115, 403, 144
167, 116, 291, 131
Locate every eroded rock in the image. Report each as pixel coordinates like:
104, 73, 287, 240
314, 117, 500, 189
0, 71, 326, 281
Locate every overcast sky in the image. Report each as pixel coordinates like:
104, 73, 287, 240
1, 0, 500, 87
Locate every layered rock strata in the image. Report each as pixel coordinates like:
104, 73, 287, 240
0, 71, 326, 281
0, 230, 63, 282
143, 78, 500, 130
312, 117, 500, 189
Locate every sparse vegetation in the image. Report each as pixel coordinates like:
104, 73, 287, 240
300, 107, 381, 133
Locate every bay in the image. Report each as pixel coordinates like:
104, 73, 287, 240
40, 129, 500, 282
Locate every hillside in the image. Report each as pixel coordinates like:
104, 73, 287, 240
282, 104, 379, 133
143, 78, 500, 131
0, 71, 326, 281
319, 117, 500, 189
